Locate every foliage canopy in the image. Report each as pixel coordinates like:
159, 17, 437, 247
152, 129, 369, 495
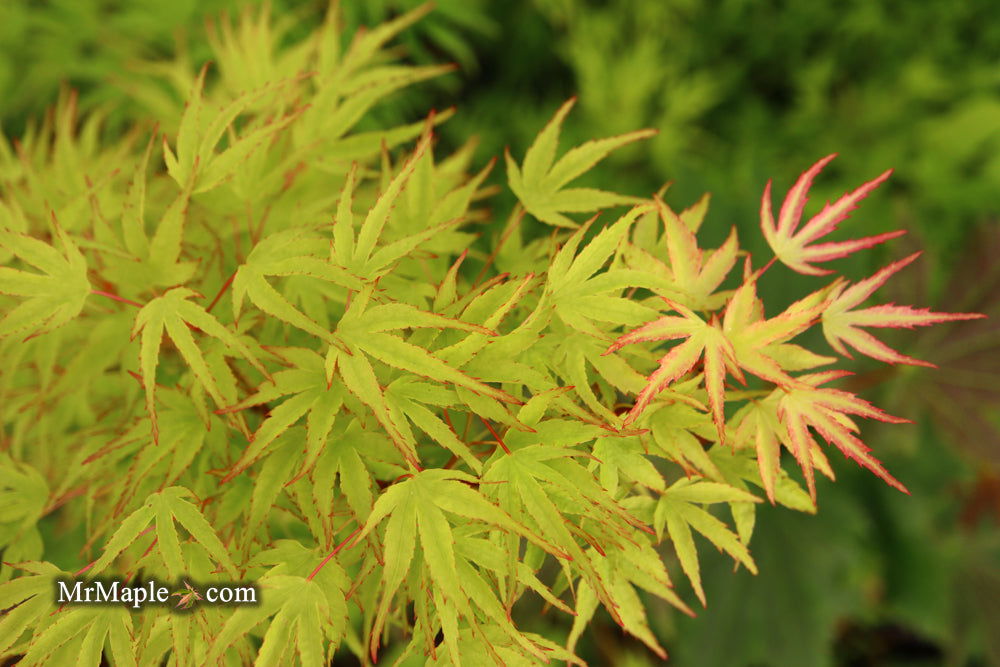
0, 3, 983, 665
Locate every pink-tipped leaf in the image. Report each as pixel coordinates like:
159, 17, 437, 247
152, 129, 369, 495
823, 252, 986, 366
761, 154, 902, 275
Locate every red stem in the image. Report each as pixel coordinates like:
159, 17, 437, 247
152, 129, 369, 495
206, 271, 237, 314
757, 256, 777, 279
307, 524, 361, 581
478, 416, 510, 454
91, 290, 143, 308
74, 561, 95, 577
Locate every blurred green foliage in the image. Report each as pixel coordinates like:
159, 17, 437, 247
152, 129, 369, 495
2, 0, 997, 663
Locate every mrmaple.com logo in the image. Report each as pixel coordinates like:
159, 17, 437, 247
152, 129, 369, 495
55, 578, 258, 610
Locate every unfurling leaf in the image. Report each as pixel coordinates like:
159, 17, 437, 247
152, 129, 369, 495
760, 154, 904, 275
823, 252, 985, 366
776, 371, 910, 500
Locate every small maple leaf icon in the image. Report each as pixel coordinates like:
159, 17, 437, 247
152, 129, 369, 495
171, 581, 203, 609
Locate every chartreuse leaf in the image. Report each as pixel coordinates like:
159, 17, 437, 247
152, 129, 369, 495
416, 501, 470, 664
0, 199, 29, 265
592, 436, 664, 496
162, 64, 300, 194
330, 134, 463, 279
385, 378, 482, 473
333, 145, 396, 269
232, 229, 362, 344
334, 344, 420, 469
656, 477, 760, 606
482, 445, 641, 627
20, 606, 136, 667
733, 399, 785, 505
303, 5, 454, 151
371, 495, 417, 658
217, 348, 344, 483
0, 456, 48, 564
332, 286, 519, 411
105, 139, 198, 290
350, 469, 569, 663
354, 135, 430, 268
452, 551, 552, 661
146, 189, 196, 285
506, 98, 655, 227
311, 419, 375, 532
133, 287, 269, 444
203, 2, 311, 96
0, 562, 64, 657
256, 575, 337, 667
209, 542, 348, 665
453, 532, 574, 616
138, 612, 211, 667
355, 333, 515, 403
436, 272, 538, 373
243, 429, 303, 550
335, 4, 440, 82
0, 223, 89, 340
545, 205, 665, 335
209, 572, 346, 667
90, 487, 236, 579
393, 123, 495, 247
710, 445, 816, 515
569, 530, 695, 659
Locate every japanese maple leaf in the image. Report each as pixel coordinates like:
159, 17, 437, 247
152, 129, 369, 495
331, 288, 517, 411
89, 486, 238, 580
544, 205, 665, 336
654, 478, 760, 606
232, 229, 362, 345
760, 154, 904, 275
607, 281, 830, 441
733, 393, 833, 506
17, 607, 135, 666
209, 572, 345, 667
216, 347, 356, 482
349, 468, 567, 663
776, 371, 910, 500
823, 252, 986, 366
605, 299, 736, 440
506, 98, 655, 228
722, 277, 835, 387
114, 138, 198, 289
654, 196, 738, 311
330, 138, 464, 280
0, 222, 90, 340
133, 287, 270, 444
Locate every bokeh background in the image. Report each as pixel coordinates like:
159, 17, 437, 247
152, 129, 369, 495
2, 0, 997, 664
